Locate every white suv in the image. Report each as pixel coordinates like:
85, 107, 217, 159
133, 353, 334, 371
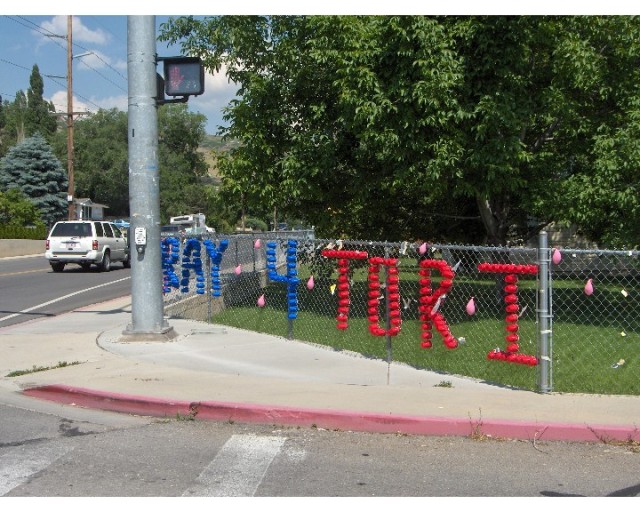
45, 220, 130, 272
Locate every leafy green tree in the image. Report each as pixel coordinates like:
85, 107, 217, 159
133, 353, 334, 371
448, 16, 640, 246
49, 105, 212, 223
4, 90, 28, 147
25, 64, 58, 140
0, 66, 59, 158
0, 96, 6, 157
160, 15, 640, 246
0, 133, 68, 226
159, 15, 483, 241
51, 108, 130, 216
157, 103, 210, 221
0, 188, 45, 228
547, 18, 640, 248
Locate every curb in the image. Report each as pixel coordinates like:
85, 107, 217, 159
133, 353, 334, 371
22, 385, 640, 443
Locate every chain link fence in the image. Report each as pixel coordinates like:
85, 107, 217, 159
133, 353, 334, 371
162, 230, 640, 396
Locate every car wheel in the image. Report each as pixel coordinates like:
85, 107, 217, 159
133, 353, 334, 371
50, 262, 65, 273
100, 251, 111, 272
123, 253, 131, 269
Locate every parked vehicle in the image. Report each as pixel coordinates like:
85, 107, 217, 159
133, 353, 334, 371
169, 213, 215, 235
161, 225, 184, 237
45, 220, 130, 272
112, 218, 130, 230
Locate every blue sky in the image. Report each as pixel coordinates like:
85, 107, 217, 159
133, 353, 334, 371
1, 3, 632, 136
0, 14, 239, 135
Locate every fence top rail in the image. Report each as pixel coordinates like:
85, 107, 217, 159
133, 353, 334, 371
547, 247, 640, 257
184, 231, 639, 257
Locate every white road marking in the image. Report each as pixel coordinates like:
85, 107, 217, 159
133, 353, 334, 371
183, 434, 286, 497
0, 442, 73, 496
0, 277, 130, 324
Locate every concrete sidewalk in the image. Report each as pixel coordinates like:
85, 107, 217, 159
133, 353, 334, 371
1, 295, 639, 443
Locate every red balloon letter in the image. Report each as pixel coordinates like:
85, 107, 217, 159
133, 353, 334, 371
418, 259, 458, 349
477, 263, 539, 366
322, 249, 368, 330
367, 257, 402, 337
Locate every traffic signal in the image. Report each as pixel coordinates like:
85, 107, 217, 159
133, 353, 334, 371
162, 57, 205, 97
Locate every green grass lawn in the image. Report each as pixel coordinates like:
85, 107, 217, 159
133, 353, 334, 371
210, 273, 639, 395
186, 250, 639, 396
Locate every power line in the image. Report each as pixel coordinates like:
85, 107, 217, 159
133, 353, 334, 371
45, 74, 101, 112
72, 40, 128, 84
0, 55, 101, 112
0, 57, 33, 73
72, 53, 128, 93
1, 16, 127, 107
6, 15, 68, 54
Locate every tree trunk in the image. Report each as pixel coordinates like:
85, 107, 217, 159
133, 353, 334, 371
476, 195, 508, 246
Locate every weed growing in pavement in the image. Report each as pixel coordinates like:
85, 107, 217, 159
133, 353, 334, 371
6, 361, 81, 377
468, 408, 489, 441
175, 404, 200, 421
588, 426, 640, 453
435, 380, 453, 388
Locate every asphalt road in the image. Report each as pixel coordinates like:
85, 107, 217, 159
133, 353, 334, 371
0, 255, 131, 328
1, 400, 639, 497
1, 255, 639, 499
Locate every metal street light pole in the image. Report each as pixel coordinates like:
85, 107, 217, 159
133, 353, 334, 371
121, 15, 176, 342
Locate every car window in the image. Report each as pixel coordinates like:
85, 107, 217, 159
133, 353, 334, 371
112, 225, 122, 237
50, 222, 92, 237
161, 226, 181, 235
94, 222, 104, 237
103, 223, 114, 238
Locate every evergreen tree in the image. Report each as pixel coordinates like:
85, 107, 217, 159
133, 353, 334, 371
0, 96, 6, 157
26, 64, 58, 140
9, 91, 27, 145
0, 133, 68, 226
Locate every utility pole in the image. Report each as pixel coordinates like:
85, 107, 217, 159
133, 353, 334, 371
121, 15, 176, 342
47, 17, 89, 219
66, 15, 75, 220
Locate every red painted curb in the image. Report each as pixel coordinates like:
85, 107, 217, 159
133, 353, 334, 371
22, 384, 640, 443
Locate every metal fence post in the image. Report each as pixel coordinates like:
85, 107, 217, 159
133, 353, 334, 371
537, 230, 552, 393
384, 246, 392, 384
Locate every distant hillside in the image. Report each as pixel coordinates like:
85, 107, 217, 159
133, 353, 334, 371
198, 135, 240, 180
200, 134, 241, 152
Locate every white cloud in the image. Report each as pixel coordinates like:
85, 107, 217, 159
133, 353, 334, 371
40, 15, 111, 45
49, 90, 90, 115
95, 94, 128, 111
188, 64, 239, 131
206, 64, 238, 93
49, 90, 127, 116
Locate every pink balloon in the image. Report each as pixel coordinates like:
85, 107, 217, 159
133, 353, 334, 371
257, 294, 266, 307
584, 278, 594, 296
307, 275, 315, 290
552, 248, 562, 265
254, 239, 261, 249
419, 242, 428, 255
234, 264, 242, 275
466, 297, 476, 316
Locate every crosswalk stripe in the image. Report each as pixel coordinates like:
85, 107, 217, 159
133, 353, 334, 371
183, 434, 286, 497
0, 442, 73, 496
